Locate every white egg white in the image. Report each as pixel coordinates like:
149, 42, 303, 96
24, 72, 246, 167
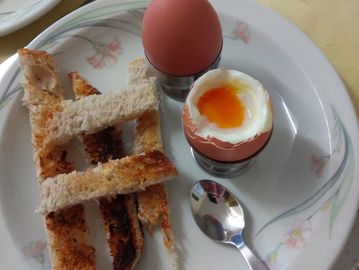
186, 68, 273, 144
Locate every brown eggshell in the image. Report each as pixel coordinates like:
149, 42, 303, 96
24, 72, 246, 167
183, 104, 273, 163
142, 0, 222, 76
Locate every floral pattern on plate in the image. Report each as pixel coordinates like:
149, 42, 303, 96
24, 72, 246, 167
22, 240, 47, 270
0, 5, 145, 112
87, 38, 123, 69
225, 20, 251, 43
262, 107, 354, 268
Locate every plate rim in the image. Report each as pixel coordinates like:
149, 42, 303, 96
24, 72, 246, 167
0, 0, 358, 269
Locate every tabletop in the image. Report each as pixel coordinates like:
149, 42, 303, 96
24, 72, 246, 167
0, 0, 358, 269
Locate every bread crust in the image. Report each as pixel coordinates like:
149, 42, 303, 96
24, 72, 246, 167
99, 195, 143, 270
70, 71, 144, 270
128, 58, 178, 268
38, 150, 177, 214
19, 48, 96, 270
45, 78, 159, 146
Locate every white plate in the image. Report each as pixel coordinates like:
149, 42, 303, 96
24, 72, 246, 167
0, 0, 358, 269
0, 0, 60, 36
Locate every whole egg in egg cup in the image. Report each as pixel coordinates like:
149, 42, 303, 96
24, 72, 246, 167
141, 0, 223, 101
182, 68, 274, 177
145, 52, 221, 102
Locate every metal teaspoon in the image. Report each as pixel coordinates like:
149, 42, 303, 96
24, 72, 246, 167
190, 179, 269, 270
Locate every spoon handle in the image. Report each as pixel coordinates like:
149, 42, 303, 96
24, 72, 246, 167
238, 243, 269, 270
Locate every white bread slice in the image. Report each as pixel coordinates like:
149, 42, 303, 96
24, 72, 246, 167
128, 58, 178, 269
45, 78, 159, 146
38, 150, 177, 214
70, 71, 144, 270
18, 48, 96, 270
127, 57, 153, 85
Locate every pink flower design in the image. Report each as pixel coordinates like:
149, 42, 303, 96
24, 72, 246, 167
22, 240, 47, 267
87, 38, 123, 69
310, 154, 330, 178
22, 240, 47, 257
229, 20, 251, 44
283, 220, 313, 249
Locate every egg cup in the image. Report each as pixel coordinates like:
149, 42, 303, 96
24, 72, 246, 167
190, 147, 256, 177
145, 50, 221, 102
185, 121, 273, 178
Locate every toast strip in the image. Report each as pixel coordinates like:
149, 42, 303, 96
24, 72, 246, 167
18, 48, 96, 270
98, 195, 143, 270
70, 71, 144, 270
45, 78, 159, 146
128, 58, 177, 267
38, 150, 177, 214
134, 112, 172, 240
135, 117, 178, 267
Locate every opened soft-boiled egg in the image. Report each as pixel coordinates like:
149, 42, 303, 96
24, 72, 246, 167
183, 68, 273, 162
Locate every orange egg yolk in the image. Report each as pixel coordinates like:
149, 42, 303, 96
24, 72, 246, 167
197, 85, 245, 128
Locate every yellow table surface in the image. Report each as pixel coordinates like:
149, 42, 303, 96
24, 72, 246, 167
0, 0, 358, 269
257, 0, 359, 117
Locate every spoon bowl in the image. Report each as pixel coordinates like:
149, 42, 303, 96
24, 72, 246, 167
190, 179, 269, 270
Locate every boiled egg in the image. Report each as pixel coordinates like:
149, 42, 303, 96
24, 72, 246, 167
183, 68, 273, 162
142, 0, 222, 76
